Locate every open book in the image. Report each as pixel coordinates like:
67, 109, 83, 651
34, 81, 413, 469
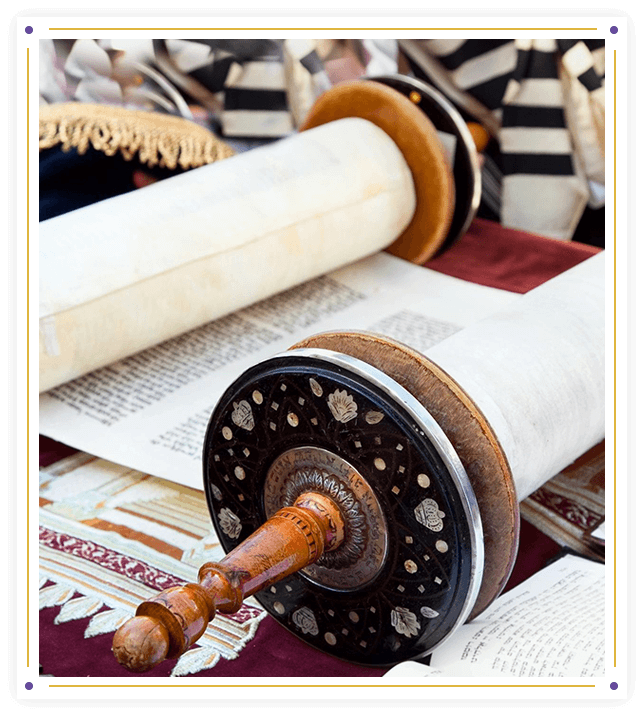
384, 553, 605, 679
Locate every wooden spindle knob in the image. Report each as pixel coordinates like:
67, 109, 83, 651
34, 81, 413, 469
112, 616, 170, 673
113, 581, 213, 671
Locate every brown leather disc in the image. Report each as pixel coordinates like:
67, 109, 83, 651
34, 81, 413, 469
289, 331, 520, 619
299, 81, 455, 265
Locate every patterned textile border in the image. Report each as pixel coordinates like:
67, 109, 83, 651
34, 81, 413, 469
520, 441, 605, 562
39, 452, 266, 676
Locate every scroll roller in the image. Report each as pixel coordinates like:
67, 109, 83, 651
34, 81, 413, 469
40, 75, 481, 392
112, 253, 604, 671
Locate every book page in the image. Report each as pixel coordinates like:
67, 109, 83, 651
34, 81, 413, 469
384, 554, 604, 680
39, 253, 514, 489
591, 522, 606, 541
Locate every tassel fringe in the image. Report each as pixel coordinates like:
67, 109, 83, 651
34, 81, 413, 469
39, 103, 235, 170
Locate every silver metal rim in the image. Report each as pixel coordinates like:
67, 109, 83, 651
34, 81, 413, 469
267, 346, 485, 653
371, 72, 482, 245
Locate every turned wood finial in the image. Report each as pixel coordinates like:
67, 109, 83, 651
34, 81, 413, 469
112, 491, 345, 672
112, 616, 170, 673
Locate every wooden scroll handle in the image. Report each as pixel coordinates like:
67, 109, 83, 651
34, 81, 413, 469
112, 492, 345, 672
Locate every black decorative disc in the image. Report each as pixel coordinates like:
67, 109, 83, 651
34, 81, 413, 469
370, 74, 481, 254
203, 351, 481, 666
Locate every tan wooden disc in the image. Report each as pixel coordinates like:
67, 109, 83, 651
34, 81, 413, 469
299, 81, 455, 265
289, 331, 519, 619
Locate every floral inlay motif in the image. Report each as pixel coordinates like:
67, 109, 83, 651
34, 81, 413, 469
218, 507, 242, 540
231, 400, 254, 431
391, 606, 420, 638
327, 389, 358, 423
365, 410, 384, 424
292, 606, 319, 636
414, 498, 446, 532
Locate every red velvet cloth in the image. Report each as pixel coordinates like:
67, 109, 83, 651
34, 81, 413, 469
426, 218, 600, 293
39, 219, 601, 677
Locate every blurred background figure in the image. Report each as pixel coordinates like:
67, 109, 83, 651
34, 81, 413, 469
39, 37, 605, 246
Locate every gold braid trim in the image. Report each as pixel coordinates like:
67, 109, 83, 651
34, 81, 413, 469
39, 103, 235, 170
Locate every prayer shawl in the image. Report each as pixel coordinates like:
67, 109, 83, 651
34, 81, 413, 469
39, 38, 330, 138
40, 38, 605, 239
399, 39, 605, 240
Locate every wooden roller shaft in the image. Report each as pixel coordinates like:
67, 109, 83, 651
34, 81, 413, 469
113, 491, 345, 672
113, 253, 604, 671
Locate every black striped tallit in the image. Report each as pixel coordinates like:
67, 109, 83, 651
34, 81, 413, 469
400, 38, 605, 241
